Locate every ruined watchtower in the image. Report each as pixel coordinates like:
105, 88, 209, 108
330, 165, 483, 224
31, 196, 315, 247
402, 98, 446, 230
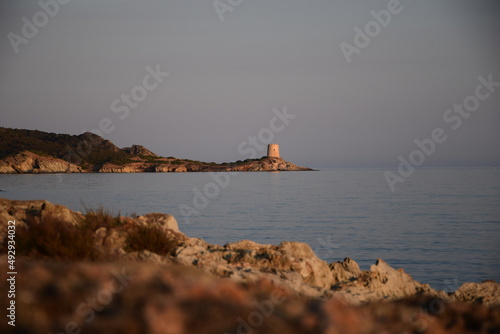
267, 144, 280, 158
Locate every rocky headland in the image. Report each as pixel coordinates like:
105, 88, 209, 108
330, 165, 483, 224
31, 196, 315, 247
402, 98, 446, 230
1, 198, 499, 333
0, 127, 313, 173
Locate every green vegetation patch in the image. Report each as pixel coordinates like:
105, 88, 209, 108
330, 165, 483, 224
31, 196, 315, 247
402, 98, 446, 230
83, 150, 132, 166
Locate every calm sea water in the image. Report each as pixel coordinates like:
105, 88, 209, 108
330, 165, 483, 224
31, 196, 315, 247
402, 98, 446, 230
1, 168, 499, 291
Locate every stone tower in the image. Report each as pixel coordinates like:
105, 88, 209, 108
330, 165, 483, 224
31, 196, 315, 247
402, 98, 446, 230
267, 144, 280, 158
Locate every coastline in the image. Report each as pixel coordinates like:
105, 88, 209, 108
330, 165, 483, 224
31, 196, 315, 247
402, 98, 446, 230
0, 151, 314, 174
0, 128, 314, 174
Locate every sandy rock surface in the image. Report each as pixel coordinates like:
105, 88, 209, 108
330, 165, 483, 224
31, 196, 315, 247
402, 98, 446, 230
1, 198, 499, 333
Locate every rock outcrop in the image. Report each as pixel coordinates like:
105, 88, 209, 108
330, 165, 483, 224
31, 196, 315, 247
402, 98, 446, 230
1, 199, 498, 305
1, 198, 499, 334
154, 164, 188, 172
96, 157, 313, 173
0, 151, 83, 173
329, 257, 362, 283
330, 258, 447, 304
450, 281, 500, 306
121, 144, 159, 157
136, 212, 179, 232
228, 157, 313, 172
94, 158, 313, 173
97, 162, 155, 173
0, 198, 83, 232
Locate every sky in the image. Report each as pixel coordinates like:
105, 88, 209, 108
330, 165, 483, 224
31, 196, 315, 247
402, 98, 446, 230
0, 0, 499, 168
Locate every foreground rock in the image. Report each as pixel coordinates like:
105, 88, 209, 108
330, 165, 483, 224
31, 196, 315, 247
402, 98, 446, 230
450, 281, 500, 305
1, 259, 499, 334
1, 199, 499, 333
1, 199, 498, 305
330, 258, 448, 304
0, 198, 84, 228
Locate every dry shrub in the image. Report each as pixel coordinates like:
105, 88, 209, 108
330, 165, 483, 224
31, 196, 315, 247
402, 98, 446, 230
2, 205, 177, 261
10, 213, 103, 261
3, 206, 125, 261
125, 225, 177, 256
82, 206, 124, 231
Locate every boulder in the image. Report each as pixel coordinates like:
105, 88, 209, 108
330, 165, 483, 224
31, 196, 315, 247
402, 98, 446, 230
277, 241, 334, 289
136, 213, 179, 232
0, 198, 79, 222
329, 257, 362, 283
0, 198, 85, 245
331, 259, 447, 304
0, 160, 16, 173
450, 281, 500, 306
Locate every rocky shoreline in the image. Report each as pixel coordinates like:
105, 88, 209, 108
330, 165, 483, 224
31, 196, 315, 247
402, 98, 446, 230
0, 150, 313, 174
0, 127, 314, 173
1, 198, 499, 333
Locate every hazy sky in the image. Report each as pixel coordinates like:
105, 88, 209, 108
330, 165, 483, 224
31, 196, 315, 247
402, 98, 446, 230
1, 0, 499, 168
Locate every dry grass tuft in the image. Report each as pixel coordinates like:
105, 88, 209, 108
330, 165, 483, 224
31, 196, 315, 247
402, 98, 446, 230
125, 225, 177, 256
8, 213, 103, 260
2, 206, 178, 261
82, 206, 124, 231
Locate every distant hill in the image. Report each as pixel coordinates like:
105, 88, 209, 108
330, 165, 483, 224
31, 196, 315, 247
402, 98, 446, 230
0, 127, 130, 166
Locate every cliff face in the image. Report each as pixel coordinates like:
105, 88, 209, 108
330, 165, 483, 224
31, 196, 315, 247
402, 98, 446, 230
0, 198, 499, 333
0, 151, 83, 173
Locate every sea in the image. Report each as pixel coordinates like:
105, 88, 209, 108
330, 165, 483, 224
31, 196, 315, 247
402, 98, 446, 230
1, 167, 499, 292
